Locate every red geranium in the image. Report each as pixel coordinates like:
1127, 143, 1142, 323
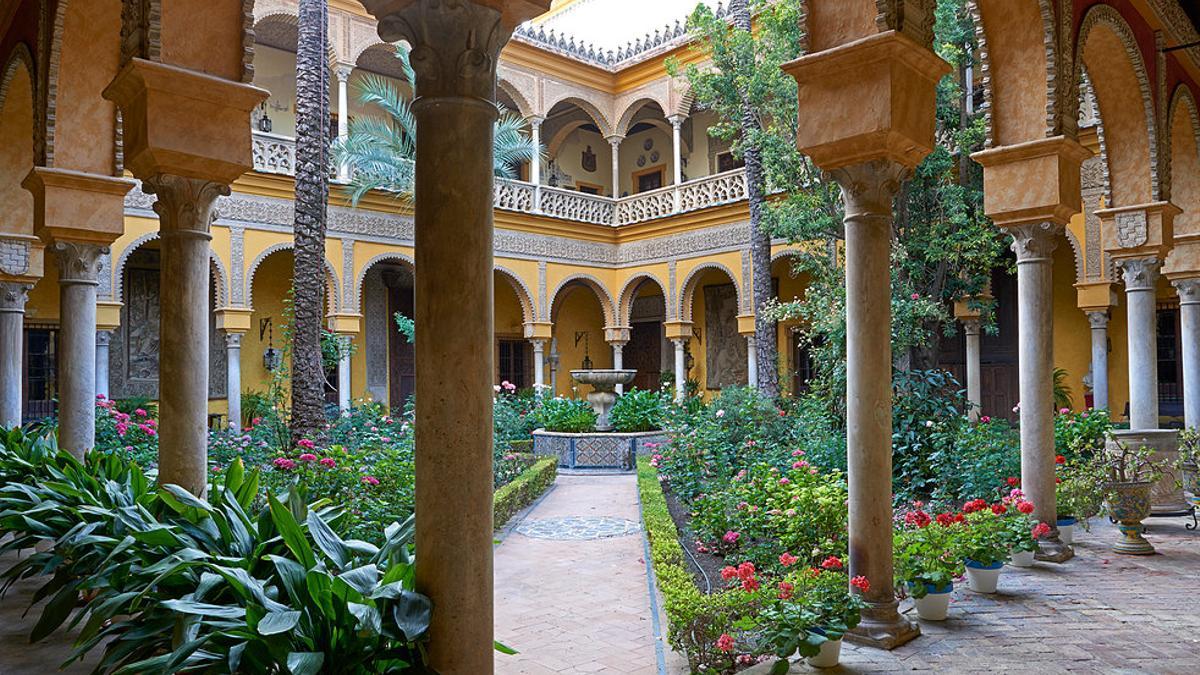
1032, 522, 1052, 539
850, 575, 871, 592
1016, 500, 1035, 514
777, 581, 794, 600
820, 555, 843, 570
716, 633, 735, 653
778, 552, 798, 567
991, 503, 1007, 515
1055, 454, 1066, 465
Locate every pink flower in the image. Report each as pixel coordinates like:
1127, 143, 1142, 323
1017, 500, 1035, 514
980, 415, 991, 423
298, 453, 318, 462
777, 581, 794, 600
361, 475, 380, 486
722, 531, 740, 544
273, 458, 296, 471
716, 633, 735, 653
911, 293, 920, 300
297, 439, 316, 450
779, 477, 790, 485
319, 457, 336, 468
715, 409, 725, 418
820, 555, 843, 570
116, 422, 128, 436
778, 552, 798, 567
1032, 522, 1051, 539
1060, 407, 1071, 414
792, 460, 808, 470
720, 566, 738, 581
135, 408, 148, 417
96, 394, 106, 400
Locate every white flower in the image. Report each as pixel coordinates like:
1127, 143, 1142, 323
493, 385, 502, 393
715, 409, 726, 418
924, 420, 934, 428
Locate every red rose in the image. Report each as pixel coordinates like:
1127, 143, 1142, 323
1055, 454, 1066, 465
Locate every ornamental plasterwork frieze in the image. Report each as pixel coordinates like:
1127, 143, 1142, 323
1115, 210, 1148, 249
1148, 0, 1200, 67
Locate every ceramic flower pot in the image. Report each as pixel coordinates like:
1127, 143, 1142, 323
911, 582, 953, 621
964, 559, 1003, 593
1107, 481, 1155, 555
1009, 549, 1036, 567
806, 637, 842, 669
1056, 517, 1076, 545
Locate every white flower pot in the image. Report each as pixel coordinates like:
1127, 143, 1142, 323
1009, 550, 1036, 567
912, 585, 952, 621
964, 561, 1003, 593
806, 638, 842, 668
1058, 521, 1075, 545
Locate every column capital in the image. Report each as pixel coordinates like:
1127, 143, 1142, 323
605, 134, 625, 148
604, 325, 631, 344
961, 317, 981, 335
1086, 310, 1110, 329
52, 240, 108, 286
667, 113, 686, 128
1008, 222, 1063, 264
143, 175, 229, 237
1116, 257, 1162, 292
1172, 277, 1200, 305
224, 331, 244, 348
526, 114, 545, 127
528, 337, 547, 349
334, 63, 354, 82
0, 281, 31, 313
95, 329, 113, 347
827, 159, 912, 218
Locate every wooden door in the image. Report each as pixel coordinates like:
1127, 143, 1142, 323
388, 285, 416, 411
625, 321, 662, 391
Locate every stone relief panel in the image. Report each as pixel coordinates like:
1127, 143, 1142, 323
364, 265, 389, 403
704, 283, 747, 390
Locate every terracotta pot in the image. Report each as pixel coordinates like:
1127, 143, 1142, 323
1107, 481, 1155, 555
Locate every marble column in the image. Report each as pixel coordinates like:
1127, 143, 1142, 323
225, 332, 243, 430
963, 319, 981, 421
369, 2, 529, 669
611, 341, 625, 394
1011, 222, 1071, 561
336, 65, 353, 181
1175, 280, 1200, 429
672, 338, 686, 401
53, 241, 106, 457
548, 337, 559, 396
1118, 258, 1162, 430
95, 330, 113, 400
1086, 310, 1110, 411
745, 335, 758, 388
530, 339, 546, 390
0, 282, 30, 428
338, 334, 352, 412
529, 116, 544, 213
607, 135, 623, 197
144, 175, 228, 498
669, 114, 684, 212
828, 159, 919, 645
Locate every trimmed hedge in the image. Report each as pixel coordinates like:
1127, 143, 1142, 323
637, 458, 754, 673
494, 456, 557, 528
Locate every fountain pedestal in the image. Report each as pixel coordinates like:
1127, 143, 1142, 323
571, 369, 636, 431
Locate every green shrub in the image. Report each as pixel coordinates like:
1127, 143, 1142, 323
1054, 407, 1112, 458
609, 388, 666, 432
537, 397, 596, 433
931, 417, 1020, 503
494, 457, 557, 528
891, 369, 968, 501
494, 390, 540, 444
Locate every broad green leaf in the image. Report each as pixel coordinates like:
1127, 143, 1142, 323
30, 581, 79, 642
269, 554, 308, 605
257, 610, 302, 636
159, 599, 246, 619
287, 651, 325, 675
348, 602, 382, 636
268, 492, 316, 568
305, 570, 335, 618
336, 564, 379, 596
306, 511, 349, 569
392, 593, 432, 641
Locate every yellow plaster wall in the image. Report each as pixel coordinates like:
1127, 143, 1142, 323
1051, 244, 1093, 413
244, 250, 294, 398
551, 285, 611, 395
254, 46, 298, 137
25, 252, 60, 322
617, 125, 674, 196
553, 127, 614, 193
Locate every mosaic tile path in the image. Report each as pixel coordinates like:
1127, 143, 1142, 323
516, 515, 643, 541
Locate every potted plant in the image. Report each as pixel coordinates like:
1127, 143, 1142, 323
955, 499, 1009, 593
894, 512, 962, 620
1179, 429, 1199, 499
756, 563, 867, 670
1103, 438, 1165, 555
1055, 454, 1105, 544
999, 491, 1040, 567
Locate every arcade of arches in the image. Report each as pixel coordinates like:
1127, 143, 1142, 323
2, 0, 1200, 672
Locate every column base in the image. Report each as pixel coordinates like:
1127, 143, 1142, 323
844, 599, 920, 650
1035, 535, 1074, 563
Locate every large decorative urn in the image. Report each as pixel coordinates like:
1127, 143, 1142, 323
1106, 481, 1155, 555
570, 369, 636, 431
1106, 429, 1186, 514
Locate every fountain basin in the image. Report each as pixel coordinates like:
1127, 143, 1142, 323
570, 369, 636, 431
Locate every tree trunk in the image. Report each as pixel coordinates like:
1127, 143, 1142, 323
731, 0, 778, 398
290, 0, 330, 443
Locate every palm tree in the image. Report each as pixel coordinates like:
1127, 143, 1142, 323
335, 45, 540, 205
290, 0, 330, 443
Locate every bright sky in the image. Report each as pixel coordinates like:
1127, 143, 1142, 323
533, 0, 720, 51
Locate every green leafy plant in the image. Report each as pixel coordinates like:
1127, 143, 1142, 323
493, 457, 557, 528
536, 397, 596, 433
1054, 407, 1112, 458
609, 388, 666, 432
1052, 368, 1075, 412
1055, 455, 1106, 526
755, 566, 866, 668
893, 513, 963, 598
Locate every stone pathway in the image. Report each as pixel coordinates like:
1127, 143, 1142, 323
494, 473, 688, 674
0, 549, 101, 674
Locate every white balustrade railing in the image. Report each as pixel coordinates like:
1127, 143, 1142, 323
252, 131, 749, 227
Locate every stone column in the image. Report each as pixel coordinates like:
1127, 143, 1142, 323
672, 338, 686, 401
336, 65, 353, 181
962, 318, 981, 421
530, 339, 546, 390
144, 176, 228, 497
0, 282, 30, 427
225, 332, 243, 430
745, 335, 758, 388
359, 1, 543, 669
828, 159, 919, 647
1087, 310, 1110, 411
1118, 258, 1162, 430
1175, 279, 1200, 429
611, 341, 626, 394
1011, 222, 1071, 561
338, 334, 352, 412
548, 338, 560, 396
669, 114, 684, 212
529, 116, 544, 214
53, 241, 106, 457
95, 330, 113, 400
607, 135, 623, 197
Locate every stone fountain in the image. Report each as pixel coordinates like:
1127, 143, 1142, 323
570, 368, 636, 431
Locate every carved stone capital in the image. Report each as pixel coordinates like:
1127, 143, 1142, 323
373, 0, 510, 101
1172, 278, 1200, 305
828, 159, 912, 219
528, 338, 547, 351
1087, 310, 1110, 330
225, 331, 243, 349
142, 175, 230, 237
335, 64, 354, 83
606, 135, 625, 148
0, 281, 31, 313
96, 330, 113, 347
962, 318, 981, 335
53, 241, 109, 286
668, 114, 686, 129
1008, 222, 1063, 264
1117, 257, 1162, 292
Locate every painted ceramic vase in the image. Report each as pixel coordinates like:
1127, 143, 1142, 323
1107, 481, 1154, 555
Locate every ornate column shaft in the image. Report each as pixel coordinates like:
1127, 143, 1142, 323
1011, 222, 1071, 561
672, 338, 686, 401
669, 114, 684, 212
1087, 311, 1110, 412
963, 319, 981, 420
607, 135, 623, 197
1173, 279, 1200, 429
828, 159, 919, 646
53, 241, 107, 457
225, 332, 243, 430
529, 115, 544, 213
363, 1, 540, 669
338, 334, 353, 412
336, 65, 353, 181
146, 175, 228, 497
530, 339, 546, 390
95, 330, 113, 400
611, 341, 626, 394
0, 282, 30, 427
1118, 258, 1162, 430
745, 335, 758, 388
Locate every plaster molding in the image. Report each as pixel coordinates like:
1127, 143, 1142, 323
537, 260, 548, 320
678, 261, 742, 324
352, 252, 414, 314
549, 273, 616, 325
341, 237, 356, 309
230, 225, 246, 306
0, 237, 32, 278
496, 266, 536, 325
616, 272, 667, 326
667, 259, 678, 320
